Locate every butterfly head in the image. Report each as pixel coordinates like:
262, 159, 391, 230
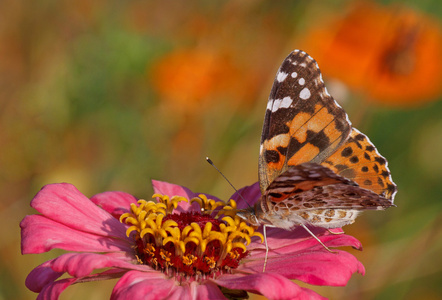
236, 204, 264, 227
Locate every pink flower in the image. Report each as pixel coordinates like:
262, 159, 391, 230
21, 181, 364, 300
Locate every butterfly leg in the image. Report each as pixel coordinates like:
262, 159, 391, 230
301, 224, 336, 253
263, 224, 269, 272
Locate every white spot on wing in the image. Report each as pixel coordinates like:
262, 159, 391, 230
291, 72, 297, 78
281, 96, 293, 108
277, 72, 288, 82
267, 100, 274, 110
271, 96, 293, 112
271, 99, 281, 112
300, 88, 311, 99
299, 78, 305, 85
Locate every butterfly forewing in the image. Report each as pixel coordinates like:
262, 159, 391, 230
259, 50, 352, 194
321, 128, 397, 200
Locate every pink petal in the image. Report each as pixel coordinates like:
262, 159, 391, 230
161, 283, 191, 300
230, 182, 261, 209
263, 250, 365, 286
32, 269, 126, 298
193, 281, 228, 300
20, 215, 132, 254
50, 252, 149, 277
26, 252, 150, 293
214, 273, 325, 300
30, 183, 128, 239
36, 277, 77, 300
152, 180, 199, 198
111, 270, 175, 300
90, 191, 138, 219
248, 226, 361, 253
164, 281, 227, 300
151, 180, 222, 213
239, 227, 364, 286
26, 260, 64, 293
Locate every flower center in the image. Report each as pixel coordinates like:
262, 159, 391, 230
120, 194, 263, 283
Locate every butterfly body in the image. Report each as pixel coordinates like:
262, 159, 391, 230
237, 50, 396, 266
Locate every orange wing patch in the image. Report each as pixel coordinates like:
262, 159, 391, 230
321, 128, 397, 200
287, 143, 320, 165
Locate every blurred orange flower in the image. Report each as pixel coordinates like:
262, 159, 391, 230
300, 1, 442, 107
150, 48, 239, 112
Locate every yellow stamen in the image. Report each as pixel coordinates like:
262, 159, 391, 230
119, 193, 265, 276
205, 256, 216, 268
228, 249, 240, 260
191, 194, 224, 215
144, 243, 156, 257
160, 249, 172, 262
182, 254, 197, 266
153, 194, 188, 214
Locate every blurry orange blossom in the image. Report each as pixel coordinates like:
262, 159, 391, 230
150, 48, 240, 112
300, 1, 442, 107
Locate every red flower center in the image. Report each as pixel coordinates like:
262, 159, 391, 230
120, 195, 263, 283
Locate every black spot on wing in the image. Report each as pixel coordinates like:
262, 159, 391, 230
265, 150, 280, 163
341, 147, 353, 157
366, 145, 375, 152
375, 156, 386, 165
350, 156, 359, 163
373, 164, 379, 173
355, 134, 365, 141
286, 137, 303, 161
381, 170, 390, 178
378, 177, 385, 187
268, 192, 283, 198
387, 184, 397, 198
277, 146, 287, 155
306, 130, 331, 153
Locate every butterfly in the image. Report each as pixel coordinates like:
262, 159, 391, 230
237, 50, 397, 271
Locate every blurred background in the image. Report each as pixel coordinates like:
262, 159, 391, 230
2, 0, 441, 299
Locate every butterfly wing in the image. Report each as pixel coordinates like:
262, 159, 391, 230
264, 163, 394, 210
259, 50, 352, 194
321, 128, 397, 201
260, 163, 394, 230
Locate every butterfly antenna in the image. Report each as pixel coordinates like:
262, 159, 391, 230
205, 157, 253, 209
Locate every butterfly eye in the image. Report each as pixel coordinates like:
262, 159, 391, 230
251, 215, 260, 226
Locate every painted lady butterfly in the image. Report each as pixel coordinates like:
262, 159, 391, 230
237, 50, 397, 270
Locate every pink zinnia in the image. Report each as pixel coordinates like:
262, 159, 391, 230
21, 180, 364, 299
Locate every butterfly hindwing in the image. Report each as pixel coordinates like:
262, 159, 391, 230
265, 163, 394, 210
259, 163, 394, 231
258, 50, 352, 194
